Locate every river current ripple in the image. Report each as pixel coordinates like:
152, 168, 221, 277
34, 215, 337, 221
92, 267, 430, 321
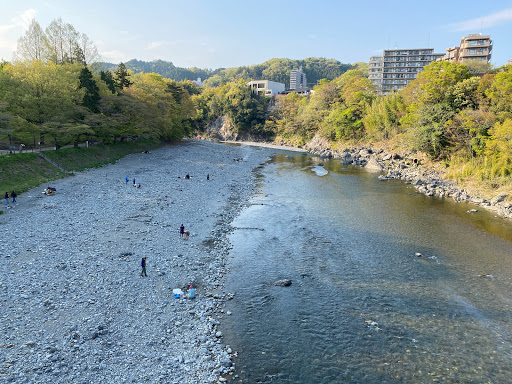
221, 153, 512, 384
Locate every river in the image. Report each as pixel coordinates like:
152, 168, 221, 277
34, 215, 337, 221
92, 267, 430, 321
221, 151, 512, 383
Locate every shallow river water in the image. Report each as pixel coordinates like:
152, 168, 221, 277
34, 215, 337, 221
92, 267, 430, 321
221, 152, 512, 384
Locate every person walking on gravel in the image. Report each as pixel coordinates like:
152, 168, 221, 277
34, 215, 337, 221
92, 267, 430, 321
4, 192, 9, 204
140, 257, 148, 277
11, 190, 17, 203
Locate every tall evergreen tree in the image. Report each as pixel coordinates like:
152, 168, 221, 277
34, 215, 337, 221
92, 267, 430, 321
100, 70, 117, 94
79, 67, 100, 112
114, 62, 132, 90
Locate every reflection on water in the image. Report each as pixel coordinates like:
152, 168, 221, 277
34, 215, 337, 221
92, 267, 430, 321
221, 153, 512, 383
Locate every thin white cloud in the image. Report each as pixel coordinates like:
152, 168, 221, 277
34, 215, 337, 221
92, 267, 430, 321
100, 49, 129, 63
147, 41, 166, 50
450, 8, 512, 31
12, 9, 37, 30
118, 30, 137, 42
0, 9, 37, 57
0, 9, 36, 33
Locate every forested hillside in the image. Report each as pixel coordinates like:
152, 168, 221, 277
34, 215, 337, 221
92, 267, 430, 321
99, 59, 218, 82
99, 57, 361, 87
0, 18, 195, 153
2, 17, 512, 199
262, 62, 512, 194
202, 58, 360, 87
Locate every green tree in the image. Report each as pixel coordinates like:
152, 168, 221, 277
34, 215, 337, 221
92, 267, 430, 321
100, 70, 117, 94
0, 61, 84, 144
114, 63, 133, 90
363, 93, 406, 140
451, 77, 481, 111
403, 61, 471, 106
485, 65, 512, 117
484, 118, 512, 177
406, 102, 454, 158
79, 67, 100, 112
445, 109, 495, 159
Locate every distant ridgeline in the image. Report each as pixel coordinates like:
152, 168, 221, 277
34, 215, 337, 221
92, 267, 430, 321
97, 59, 216, 82
97, 58, 366, 86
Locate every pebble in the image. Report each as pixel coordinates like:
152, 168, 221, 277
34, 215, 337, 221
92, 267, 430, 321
0, 140, 278, 383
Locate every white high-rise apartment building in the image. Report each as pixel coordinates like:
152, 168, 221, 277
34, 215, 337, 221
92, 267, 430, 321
369, 48, 444, 95
290, 67, 307, 89
441, 34, 492, 63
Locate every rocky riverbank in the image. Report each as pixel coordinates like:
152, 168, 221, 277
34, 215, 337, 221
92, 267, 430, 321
304, 134, 512, 220
0, 140, 278, 384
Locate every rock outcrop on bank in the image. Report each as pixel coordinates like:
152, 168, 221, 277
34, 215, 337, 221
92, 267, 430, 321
0, 140, 278, 384
304, 134, 512, 220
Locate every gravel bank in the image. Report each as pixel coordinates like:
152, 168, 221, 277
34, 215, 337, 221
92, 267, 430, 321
0, 140, 278, 384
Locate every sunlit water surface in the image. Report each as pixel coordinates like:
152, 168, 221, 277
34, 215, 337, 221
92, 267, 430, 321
221, 152, 512, 384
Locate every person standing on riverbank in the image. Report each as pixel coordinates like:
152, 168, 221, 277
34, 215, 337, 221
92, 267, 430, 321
125, 176, 129, 184
140, 257, 148, 277
180, 224, 185, 238
4, 192, 9, 204
11, 190, 17, 203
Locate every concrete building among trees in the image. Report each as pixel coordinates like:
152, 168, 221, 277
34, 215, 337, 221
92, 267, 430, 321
368, 48, 444, 95
440, 33, 492, 63
290, 67, 307, 89
247, 80, 285, 96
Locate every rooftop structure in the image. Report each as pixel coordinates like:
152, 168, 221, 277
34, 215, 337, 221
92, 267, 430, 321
369, 48, 444, 95
458, 34, 492, 63
439, 34, 492, 64
247, 80, 285, 97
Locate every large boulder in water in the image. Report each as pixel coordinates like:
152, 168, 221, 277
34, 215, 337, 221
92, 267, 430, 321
365, 156, 383, 172
273, 279, 292, 287
341, 152, 353, 165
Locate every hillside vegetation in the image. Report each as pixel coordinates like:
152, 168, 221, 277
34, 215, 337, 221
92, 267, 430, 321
1, 17, 512, 201
98, 57, 361, 88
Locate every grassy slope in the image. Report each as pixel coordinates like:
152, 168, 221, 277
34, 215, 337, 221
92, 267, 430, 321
43, 141, 161, 172
0, 153, 68, 195
0, 141, 162, 195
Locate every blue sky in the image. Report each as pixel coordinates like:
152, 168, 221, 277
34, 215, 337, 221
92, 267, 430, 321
1, 0, 511, 68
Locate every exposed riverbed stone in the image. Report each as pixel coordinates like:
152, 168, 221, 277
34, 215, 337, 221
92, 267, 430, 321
0, 139, 279, 384
304, 134, 512, 220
